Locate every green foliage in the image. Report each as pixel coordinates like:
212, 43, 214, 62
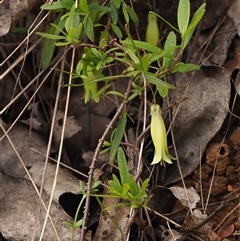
109, 110, 127, 164
38, 0, 205, 235
105, 147, 150, 208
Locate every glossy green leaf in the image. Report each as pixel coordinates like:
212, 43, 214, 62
162, 31, 177, 70
177, 0, 190, 35
111, 23, 122, 39
88, 4, 110, 12
110, 0, 118, 24
67, 28, 76, 41
128, 176, 139, 197
141, 54, 150, 72
80, 0, 89, 13
122, 3, 129, 24
121, 39, 160, 53
65, 4, 75, 33
61, 0, 75, 10
126, 5, 139, 27
62, 221, 73, 227
145, 73, 176, 89
106, 91, 124, 98
171, 62, 199, 73
117, 147, 130, 185
41, 16, 64, 69
37, 32, 66, 40
113, 0, 121, 9
183, 3, 206, 49
109, 110, 127, 164
55, 41, 71, 46
86, 17, 94, 42
75, 219, 83, 228
41, 2, 64, 10
125, 47, 140, 65
122, 183, 130, 198
109, 174, 123, 194
157, 85, 169, 98
79, 180, 86, 194
91, 47, 102, 59
99, 29, 109, 47
75, 22, 83, 40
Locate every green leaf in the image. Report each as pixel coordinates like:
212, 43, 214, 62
65, 4, 75, 33
171, 62, 199, 73
109, 110, 127, 164
126, 5, 139, 27
141, 54, 150, 72
80, 0, 89, 13
79, 180, 86, 195
108, 174, 123, 194
99, 29, 109, 47
122, 3, 129, 24
113, 0, 121, 9
85, 17, 94, 42
162, 31, 177, 70
182, 3, 206, 49
111, 23, 122, 39
149, 46, 179, 63
61, 0, 75, 10
41, 2, 64, 10
117, 147, 130, 185
177, 0, 190, 35
122, 183, 130, 198
157, 84, 169, 98
41, 16, 64, 69
125, 47, 140, 65
62, 221, 73, 227
92, 180, 101, 190
121, 39, 160, 53
75, 22, 83, 40
106, 90, 124, 98
145, 73, 176, 89
91, 47, 103, 59
110, 0, 118, 24
55, 41, 71, 46
37, 32, 66, 40
89, 4, 110, 13
128, 176, 139, 197
75, 219, 83, 228
67, 28, 76, 40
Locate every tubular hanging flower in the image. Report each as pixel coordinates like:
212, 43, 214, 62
150, 104, 176, 165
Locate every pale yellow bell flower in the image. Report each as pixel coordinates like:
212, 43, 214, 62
150, 104, 175, 165
146, 12, 159, 47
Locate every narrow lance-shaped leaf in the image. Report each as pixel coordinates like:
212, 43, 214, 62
41, 15, 64, 69
162, 31, 177, 70
109, 110, 127, 164
182, 3, 206, 49
117, 147, 130, 186
85, 16, 94, 42
122, 3, 129, 23
126, 5, 139, 27
110, 0, 118, 24
80, 0, 89, 13
177, 0, 190, 35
